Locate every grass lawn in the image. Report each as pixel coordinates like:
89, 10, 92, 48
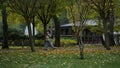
0, 45, 120, 68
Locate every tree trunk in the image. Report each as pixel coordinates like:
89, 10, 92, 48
79, 31, 84, 59
109, 0, 115, 46
44, 24, 47, 43
53, 15, 60, 47
104, 32, 111, 50
109, 32, 115, 46
102, 20, 111, 50
32, 16, 35, 46
26, 20, 35, 52
2, 0, 9, 49
100, 35, 105, 45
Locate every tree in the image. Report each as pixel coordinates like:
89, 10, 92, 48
108, 0, 115, 46
8, 0, 38, 52
67, 0, 79, 44
114, 0, 120, 17
1, 0, 9, 49
114, 0, 120, 45
59, 9, 70, 25
67, 0, 89, 59
37, 0, 55, 42
53, 0, 69, 47
37, 0, 66, 47
53, 9, 70, 47
53, 15, 61, 47
84, 0, 117, 50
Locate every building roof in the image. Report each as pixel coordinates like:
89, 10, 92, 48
114, 32, 120, 34
61, 20, 97, 27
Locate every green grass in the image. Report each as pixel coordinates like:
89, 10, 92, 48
0, 46, 120, 68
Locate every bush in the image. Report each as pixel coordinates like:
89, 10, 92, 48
52, 38, 77, 46
35, 39, 44, 46
60, 38, 77, 45
35, 33, 44, 39
35, 37, 77, 46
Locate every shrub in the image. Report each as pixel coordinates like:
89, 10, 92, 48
52, 38, 77, 46
60, 38, 77, 45
35, 37, 77, 46
35, 39, 44, 46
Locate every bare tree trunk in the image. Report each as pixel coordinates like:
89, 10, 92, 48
102, 19, 111, 50
109, 0, 115, 46
104, 32, 111, 50
79, 31, 84, 59
53, 15, 60, 47
32, 16, 35, 46
101, 35, 105, 45
2, 0, 9, 49
26, 20, 35, 52
44, 24, 47, 44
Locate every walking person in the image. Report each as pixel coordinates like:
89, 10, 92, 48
43, 27, 56, 50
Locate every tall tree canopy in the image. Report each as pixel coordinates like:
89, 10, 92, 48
67, 0, 90, 59
8, 0, 38, 52
37, 0, 67, 46
84, 0, 116, 50
37, 0, 57, 38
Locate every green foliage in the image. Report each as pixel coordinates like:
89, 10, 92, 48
8, 27, 24, 40
59, 9, 70, 25
114, 25, 120, 32
35, 38, 77, 46
37, 0, 56, 25
37, 0, 67, 25
88, 22, 104, 34
60, 38, 77, 45
35, 33, 44, 39
34, 37, 77, 46
114, 0, 120, 18
7, 23, 26, 40
0, 2, 1, 9
0, 22, 26, 40
66, 0, 79, 22
7, 13, 25, 25
8, 0, 38, 18
36, 20, 44, 34
35, 39, 44, 46
0, 0, 2, 10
